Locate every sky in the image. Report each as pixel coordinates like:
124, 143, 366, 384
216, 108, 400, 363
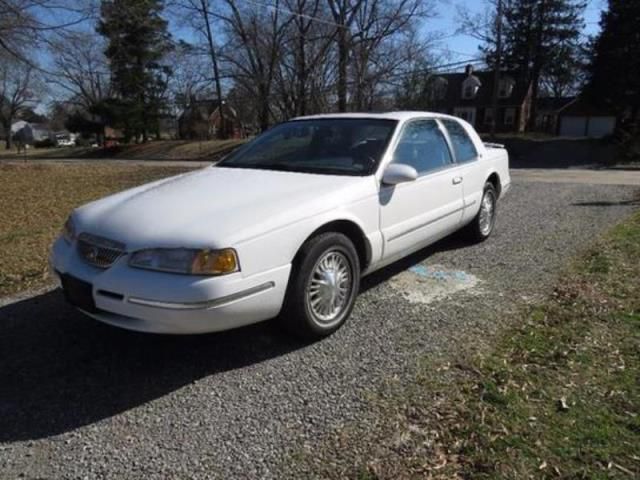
31, 0, 607, 113
426, 0, 606, 64
37, 0, 607, 69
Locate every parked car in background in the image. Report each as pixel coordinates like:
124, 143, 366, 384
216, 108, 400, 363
56, 138, 76, 147
50, 112, 510, 338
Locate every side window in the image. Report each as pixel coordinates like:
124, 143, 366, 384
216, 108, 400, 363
442, 119, 478, 163
393, 120, 453, 175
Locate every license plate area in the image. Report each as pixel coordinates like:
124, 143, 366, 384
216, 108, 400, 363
60, 273, 97, 313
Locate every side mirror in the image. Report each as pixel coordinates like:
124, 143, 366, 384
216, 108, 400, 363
382, 163, 418, 185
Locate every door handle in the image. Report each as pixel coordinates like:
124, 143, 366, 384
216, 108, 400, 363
452, 176, 463, 185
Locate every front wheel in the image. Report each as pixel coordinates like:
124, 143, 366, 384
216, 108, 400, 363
465, 182, 497, 242
279, 233, 360, 339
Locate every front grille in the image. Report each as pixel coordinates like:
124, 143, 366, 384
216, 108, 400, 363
77, 233, 126, 269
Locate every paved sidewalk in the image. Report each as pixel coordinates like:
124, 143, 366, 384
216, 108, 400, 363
513, 168, 640, 186
0, 158, 210, 168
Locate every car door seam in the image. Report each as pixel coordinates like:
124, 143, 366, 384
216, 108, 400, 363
387, 205, 466, 242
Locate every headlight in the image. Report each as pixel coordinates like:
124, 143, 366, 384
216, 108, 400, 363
128, 248, 239, 276
62, 216, 76, 244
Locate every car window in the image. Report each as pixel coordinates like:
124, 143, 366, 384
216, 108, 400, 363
392, 120, 453, 175
441, 119, 478, 163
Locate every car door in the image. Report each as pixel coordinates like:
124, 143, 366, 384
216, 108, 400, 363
379, 119, 465, 261
440, 119, 486, 224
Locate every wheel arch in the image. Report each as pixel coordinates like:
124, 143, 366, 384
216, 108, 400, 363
293, 219, 372, 271
486, 171, 502, 197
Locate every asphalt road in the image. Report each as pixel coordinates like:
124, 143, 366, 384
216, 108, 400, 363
0, 175, 638, 479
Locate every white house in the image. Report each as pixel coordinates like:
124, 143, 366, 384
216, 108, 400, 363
11, 121, 53, 144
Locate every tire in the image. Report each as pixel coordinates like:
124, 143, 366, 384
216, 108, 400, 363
279, 232, 360, 339
465, 182, 498, 242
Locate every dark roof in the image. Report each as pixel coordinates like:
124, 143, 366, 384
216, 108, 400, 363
179, 100, 238, 121
536, 96, 576, 112
558, 97, 616, 116
434, 70, 530, 107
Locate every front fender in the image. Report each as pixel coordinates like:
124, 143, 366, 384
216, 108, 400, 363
234, 194, 382, 277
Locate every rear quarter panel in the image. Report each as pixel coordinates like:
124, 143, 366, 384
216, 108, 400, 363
456, 121, 510, 223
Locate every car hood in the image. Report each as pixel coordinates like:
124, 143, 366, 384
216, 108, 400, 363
73, 166, 375, 250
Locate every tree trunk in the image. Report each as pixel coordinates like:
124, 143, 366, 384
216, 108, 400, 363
337, 27, 348, 112
296, 31, 307, 116
3, 121, 12, 150
201, 0, 226, 140
259, 86, 270, 132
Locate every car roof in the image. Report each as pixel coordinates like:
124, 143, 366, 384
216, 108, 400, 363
291, 111, 462, 123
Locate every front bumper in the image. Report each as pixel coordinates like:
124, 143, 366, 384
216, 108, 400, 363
50, 237, 291, 334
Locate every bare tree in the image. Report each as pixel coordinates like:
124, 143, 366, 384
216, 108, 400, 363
217, 0, 293, 131
177, 0, 227, 137
0, 55, 43, 148
48, 31, 111, 111
168, 41, 212, 111
270, 0, 336, 118
350, 0, 426, 110
0, 0, 97, 65
326, 0, 365, 112
174, 0, 438, 128
43, 30, 112, 142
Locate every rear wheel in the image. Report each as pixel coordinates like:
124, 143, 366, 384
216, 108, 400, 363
466, 182, 497, 242
279, 233, 360, 339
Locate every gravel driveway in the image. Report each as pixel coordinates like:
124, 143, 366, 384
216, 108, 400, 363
0, 177, 638, 479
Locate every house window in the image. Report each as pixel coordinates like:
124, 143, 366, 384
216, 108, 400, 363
461, 76, 481, 99
428, 76, 448, 102
498, 77, 515, 98
453, 107, 476, 125
464, 85, 474, 98
504, 108, 516, 126
484, 108, 495, 125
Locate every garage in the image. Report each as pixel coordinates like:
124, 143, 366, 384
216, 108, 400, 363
557, 98, 617, 138
559, 115, 616, 138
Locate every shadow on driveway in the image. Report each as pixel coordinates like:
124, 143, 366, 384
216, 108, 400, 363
0, 291, 304, 443
0, 234, 470, 443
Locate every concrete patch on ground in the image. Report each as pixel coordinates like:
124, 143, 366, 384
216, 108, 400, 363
388, 264, 479, 304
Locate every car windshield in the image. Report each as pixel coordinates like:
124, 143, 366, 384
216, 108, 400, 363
218, 118, 398, 176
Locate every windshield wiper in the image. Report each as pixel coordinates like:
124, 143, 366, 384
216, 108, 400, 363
218, 162, 361, 176
219, 162, 297, 172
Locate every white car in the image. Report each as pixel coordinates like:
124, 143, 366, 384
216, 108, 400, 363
56, 139, 76, 147
50, 112, 510, 337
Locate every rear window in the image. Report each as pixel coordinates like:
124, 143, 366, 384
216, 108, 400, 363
442, 119, 478, 163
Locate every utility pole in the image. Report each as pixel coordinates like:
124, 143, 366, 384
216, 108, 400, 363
491, 0, 503, 140
200, 0, 226, 140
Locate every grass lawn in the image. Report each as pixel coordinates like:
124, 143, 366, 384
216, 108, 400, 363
406, 213, 640, 478
296, 212, 640, 479
0, 163, 193, 297
437, 213, 640, 479
0, 139, 245, 161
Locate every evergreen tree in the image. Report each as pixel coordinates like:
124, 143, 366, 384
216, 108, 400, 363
480, 0, 586, 125
587, 0, 640, 123
97, 0, 173, 142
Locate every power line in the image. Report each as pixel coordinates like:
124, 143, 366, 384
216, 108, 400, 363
238, 0, 346, 29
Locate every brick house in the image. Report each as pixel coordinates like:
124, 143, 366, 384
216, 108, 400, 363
178, 101, 245, 140
427, 65, 533, 133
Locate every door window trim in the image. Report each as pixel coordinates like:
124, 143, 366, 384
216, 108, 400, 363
439, 117, 479, 164
387, 117, 456, 178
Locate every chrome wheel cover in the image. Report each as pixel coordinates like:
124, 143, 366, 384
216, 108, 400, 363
306, 250, 353, 326
479, 190, 496, 236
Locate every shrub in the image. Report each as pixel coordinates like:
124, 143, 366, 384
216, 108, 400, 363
34, 138, 55, 148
